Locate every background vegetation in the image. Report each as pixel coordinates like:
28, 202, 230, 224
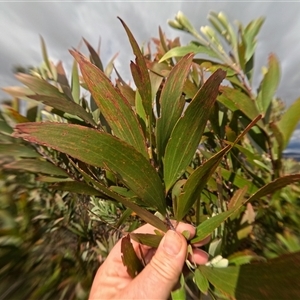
1, 11, 300, 299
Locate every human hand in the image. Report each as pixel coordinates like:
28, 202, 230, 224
89, 222, 209, 299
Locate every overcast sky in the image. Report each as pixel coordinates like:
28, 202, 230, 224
1, 1, 300, 109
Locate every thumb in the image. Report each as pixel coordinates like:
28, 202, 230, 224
124, 230, 187, 299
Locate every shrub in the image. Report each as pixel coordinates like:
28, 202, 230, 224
1, 11, 300, 299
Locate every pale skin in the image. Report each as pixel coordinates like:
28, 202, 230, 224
89, 222, 210, 299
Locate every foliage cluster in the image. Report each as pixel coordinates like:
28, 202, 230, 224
1, 11, 300, 299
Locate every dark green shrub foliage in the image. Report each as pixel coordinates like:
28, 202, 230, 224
1, 11, 300, 300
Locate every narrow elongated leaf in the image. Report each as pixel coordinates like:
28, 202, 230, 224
159, 44, 219, 63
29, 95, 96, 127
243, 17, 265, 62
83, 38, 104, 71
51, 181, 105, 196
121, 235, 144, 278
0, 144, 39, 158
247, 174, 300, 203
71, 59, 80, 103
135, 90, 147, 134
116, 79, 136, 107
69, 158, 167, 232
221, 168, 258, 195
71, 50, 148, 157
277, 97, 300, 149
15, 73, 67, 100
218, 86, 264, 128
104, 52, 119, 77
118, 18, 152, 118
4, 159, 68, 177
158, 26, 169, 54
164, 69, 226, 193
56, 61, 73, 101
0, 112, 13, 134
269, 122, 284, 158
191, 187, 247, 243
130, 233, 163, 248
40, 36, 52, 76
114, 66, 136, 106
198, 265, 239, 298
176, 145, 230, 221
194, 269, 209, 295
2, 86, 34, 100
257, 53, 280, 114
176, 115, 261, 220
15, 122, 166, 214
156, 53, 194, 160
37, 176, 73, 183
171, 273, 186, 300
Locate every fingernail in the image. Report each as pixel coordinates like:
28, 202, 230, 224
163, 230, 182, 255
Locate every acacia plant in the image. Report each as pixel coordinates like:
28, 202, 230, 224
1, 11, 300, 299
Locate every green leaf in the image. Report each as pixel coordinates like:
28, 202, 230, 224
71, 50, 147, 157
194, 268, 209, 295
135, 90, 147, 135
163, 69, 226, 193
277, 97, 300, 149
257, 53, 280, 114
3, 159, 68, 177
0, 144, 39, 158
191, 187, 247, 243
220, 168, 258, 195
56, 61, 73, 101
242, 17, 265, 62
104, 52, 119, 78
68, 157, 167, 232
83, 38, 104, 71
228, 250, 266, 266
121, 234, 144, 278
116, 208, 133, 228
40, 36, 52, 76
176, 114, 262, 217
269, 122, 284, 158
51, 181, 105, 196
110, 186, 136, 199
159, 44, 219, 63
15, 73, 66, 100
176, 145, 230, 221
116, 78, 136, 107
171, 273, 186, 300
36, 176, 73, 183
71, 59, 80, 104
118, 18, 152, 119
198, 265, 239, 298
15, 122, 166, 214
218, 86, 264, 128
247, 174, 300, 203
0, 111, 13, 134
158, 26, 169, 54
29, 95, 97, 127
156, 53, 194, 160
130, 233, 163, 248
